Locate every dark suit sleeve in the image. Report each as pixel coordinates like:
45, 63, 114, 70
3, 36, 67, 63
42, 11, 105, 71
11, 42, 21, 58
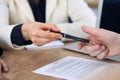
11, 24, 32, 46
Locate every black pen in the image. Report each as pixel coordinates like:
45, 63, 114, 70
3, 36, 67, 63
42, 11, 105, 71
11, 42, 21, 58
50, 30, 89, 43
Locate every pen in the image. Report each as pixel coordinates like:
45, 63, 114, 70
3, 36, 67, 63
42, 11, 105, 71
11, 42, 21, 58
50, 30, 89, 43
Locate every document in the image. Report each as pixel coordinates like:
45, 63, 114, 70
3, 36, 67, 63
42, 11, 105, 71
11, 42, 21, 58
25, 40, 64, 50
33, 56, 107, 80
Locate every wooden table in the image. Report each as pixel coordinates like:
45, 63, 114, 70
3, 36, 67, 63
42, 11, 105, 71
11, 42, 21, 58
2, 47, 120, 80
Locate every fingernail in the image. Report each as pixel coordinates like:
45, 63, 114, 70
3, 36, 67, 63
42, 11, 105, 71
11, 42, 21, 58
57, 34, 62, 39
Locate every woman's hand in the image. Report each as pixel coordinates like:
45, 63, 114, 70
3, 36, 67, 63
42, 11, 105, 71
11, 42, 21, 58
22, 22, 62, 46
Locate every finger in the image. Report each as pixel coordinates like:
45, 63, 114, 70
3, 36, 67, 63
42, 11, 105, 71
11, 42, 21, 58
33, 30, 62, 40
81, 26, 100, 37
89, 36, 100, 44
90, 46, 106, 57
41, 24, 60, 32
0, 60, 8, 72
37, 23, 55, 30
77, 42, 85, 49
97, 48, 109, 60
49, 25, 60, 32
78, 36, 91, 49
84, 44, 101, 53
32, 38, 54, 46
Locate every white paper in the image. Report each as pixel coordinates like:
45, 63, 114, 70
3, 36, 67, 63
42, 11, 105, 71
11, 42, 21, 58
25, 40, 64, 50
33, 56, 107, 80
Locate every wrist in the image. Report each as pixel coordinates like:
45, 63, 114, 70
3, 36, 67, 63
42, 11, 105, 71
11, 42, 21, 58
21, 23, 30, 41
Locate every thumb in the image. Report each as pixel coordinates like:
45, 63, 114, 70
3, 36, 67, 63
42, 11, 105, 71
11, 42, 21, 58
82, 26, 99, 36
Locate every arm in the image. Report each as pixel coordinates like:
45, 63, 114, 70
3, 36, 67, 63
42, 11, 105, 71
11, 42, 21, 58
0, 22, 62, 50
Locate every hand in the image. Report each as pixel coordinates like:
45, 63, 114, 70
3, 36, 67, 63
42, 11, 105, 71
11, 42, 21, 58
0, 58, 9, 80
78, 26, 120, 59
81, 44, 109, 59
21, 22, 62, 46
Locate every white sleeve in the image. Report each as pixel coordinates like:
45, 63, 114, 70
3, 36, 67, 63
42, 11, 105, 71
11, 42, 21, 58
0, 25, 25, 50
56, 0, 96, 39
0, 0, 24, 50
0, 0, 9, 26
0, 26, 14, 50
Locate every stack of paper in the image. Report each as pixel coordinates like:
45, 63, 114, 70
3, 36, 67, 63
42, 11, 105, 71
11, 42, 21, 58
25, 40, 64, 50
33, 56, 107, 80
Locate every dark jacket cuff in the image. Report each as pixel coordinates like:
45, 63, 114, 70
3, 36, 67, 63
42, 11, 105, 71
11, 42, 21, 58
11, 24, 32, 46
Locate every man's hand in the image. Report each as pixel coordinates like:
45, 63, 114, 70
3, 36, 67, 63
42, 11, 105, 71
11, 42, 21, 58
21, 22, 62, 46
78, 26, 120, 59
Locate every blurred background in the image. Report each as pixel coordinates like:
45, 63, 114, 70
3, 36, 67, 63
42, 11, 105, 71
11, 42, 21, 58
85, 0, 98, 16
85, 0, 98, 7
